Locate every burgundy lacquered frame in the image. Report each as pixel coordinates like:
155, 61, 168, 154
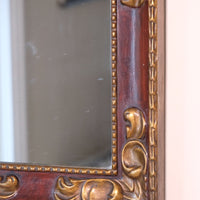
0, 0, 165, 199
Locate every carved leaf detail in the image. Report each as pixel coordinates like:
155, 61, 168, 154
121, 0, 145, 8
0, 175, 19, 199
55, 178, 123, 200
54, 177, 83, 200
124, 108, 146, 140
122, 141, 147, 179
82, 179, 123, 200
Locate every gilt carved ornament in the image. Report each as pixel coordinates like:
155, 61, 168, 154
0, 175, 19, 199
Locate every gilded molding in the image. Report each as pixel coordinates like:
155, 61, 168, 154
122, 141, 147, 179
0, 175, 19, 199
121, 0, 145, 8
54, 177, 123, 200
54, 108, 147, 200
148, 0, 158, 199
111, 0, 118, 171
124, 108, 146, 139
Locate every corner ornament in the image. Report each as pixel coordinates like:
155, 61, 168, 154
0, 175, 19, 199
54, 108, 147, 200
121, 0, 145, 8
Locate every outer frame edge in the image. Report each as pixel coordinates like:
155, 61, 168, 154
157, 0, 166, 199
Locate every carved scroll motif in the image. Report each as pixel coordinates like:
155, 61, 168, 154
54, 177, 123, 200
54, 108, 147, 200
121, 0, 145, 8
0, 175, 19, 199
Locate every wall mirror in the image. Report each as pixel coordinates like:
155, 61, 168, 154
0, 0, 112, 169
0, 0, 165, 199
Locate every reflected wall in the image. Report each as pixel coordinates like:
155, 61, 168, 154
0, 0, 112, 168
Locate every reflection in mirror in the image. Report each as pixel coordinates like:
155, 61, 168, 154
0, 0, 111, 168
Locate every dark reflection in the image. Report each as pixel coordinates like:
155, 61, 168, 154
25, 0, 111, 168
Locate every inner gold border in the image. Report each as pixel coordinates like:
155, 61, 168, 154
0, 0, 118, 176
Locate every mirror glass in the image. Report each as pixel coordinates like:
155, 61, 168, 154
0, 0, 111, 168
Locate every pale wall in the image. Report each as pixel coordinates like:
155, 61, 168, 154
166, 0, 200, 199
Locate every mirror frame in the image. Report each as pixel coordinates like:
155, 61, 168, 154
0, 0, 165, 199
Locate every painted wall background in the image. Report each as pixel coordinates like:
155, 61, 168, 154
166, 0, 200, 199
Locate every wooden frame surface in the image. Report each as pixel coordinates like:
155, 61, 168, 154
0, 0, 165, 199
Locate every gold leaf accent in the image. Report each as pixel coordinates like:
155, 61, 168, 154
54, 177, 83, 200
54, 177, 123, 200
122, 141, 147, 179
82, 179, 123, 200
0, 175, 19, 199
124, 108, 146, 140
121, 0, 145, 8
